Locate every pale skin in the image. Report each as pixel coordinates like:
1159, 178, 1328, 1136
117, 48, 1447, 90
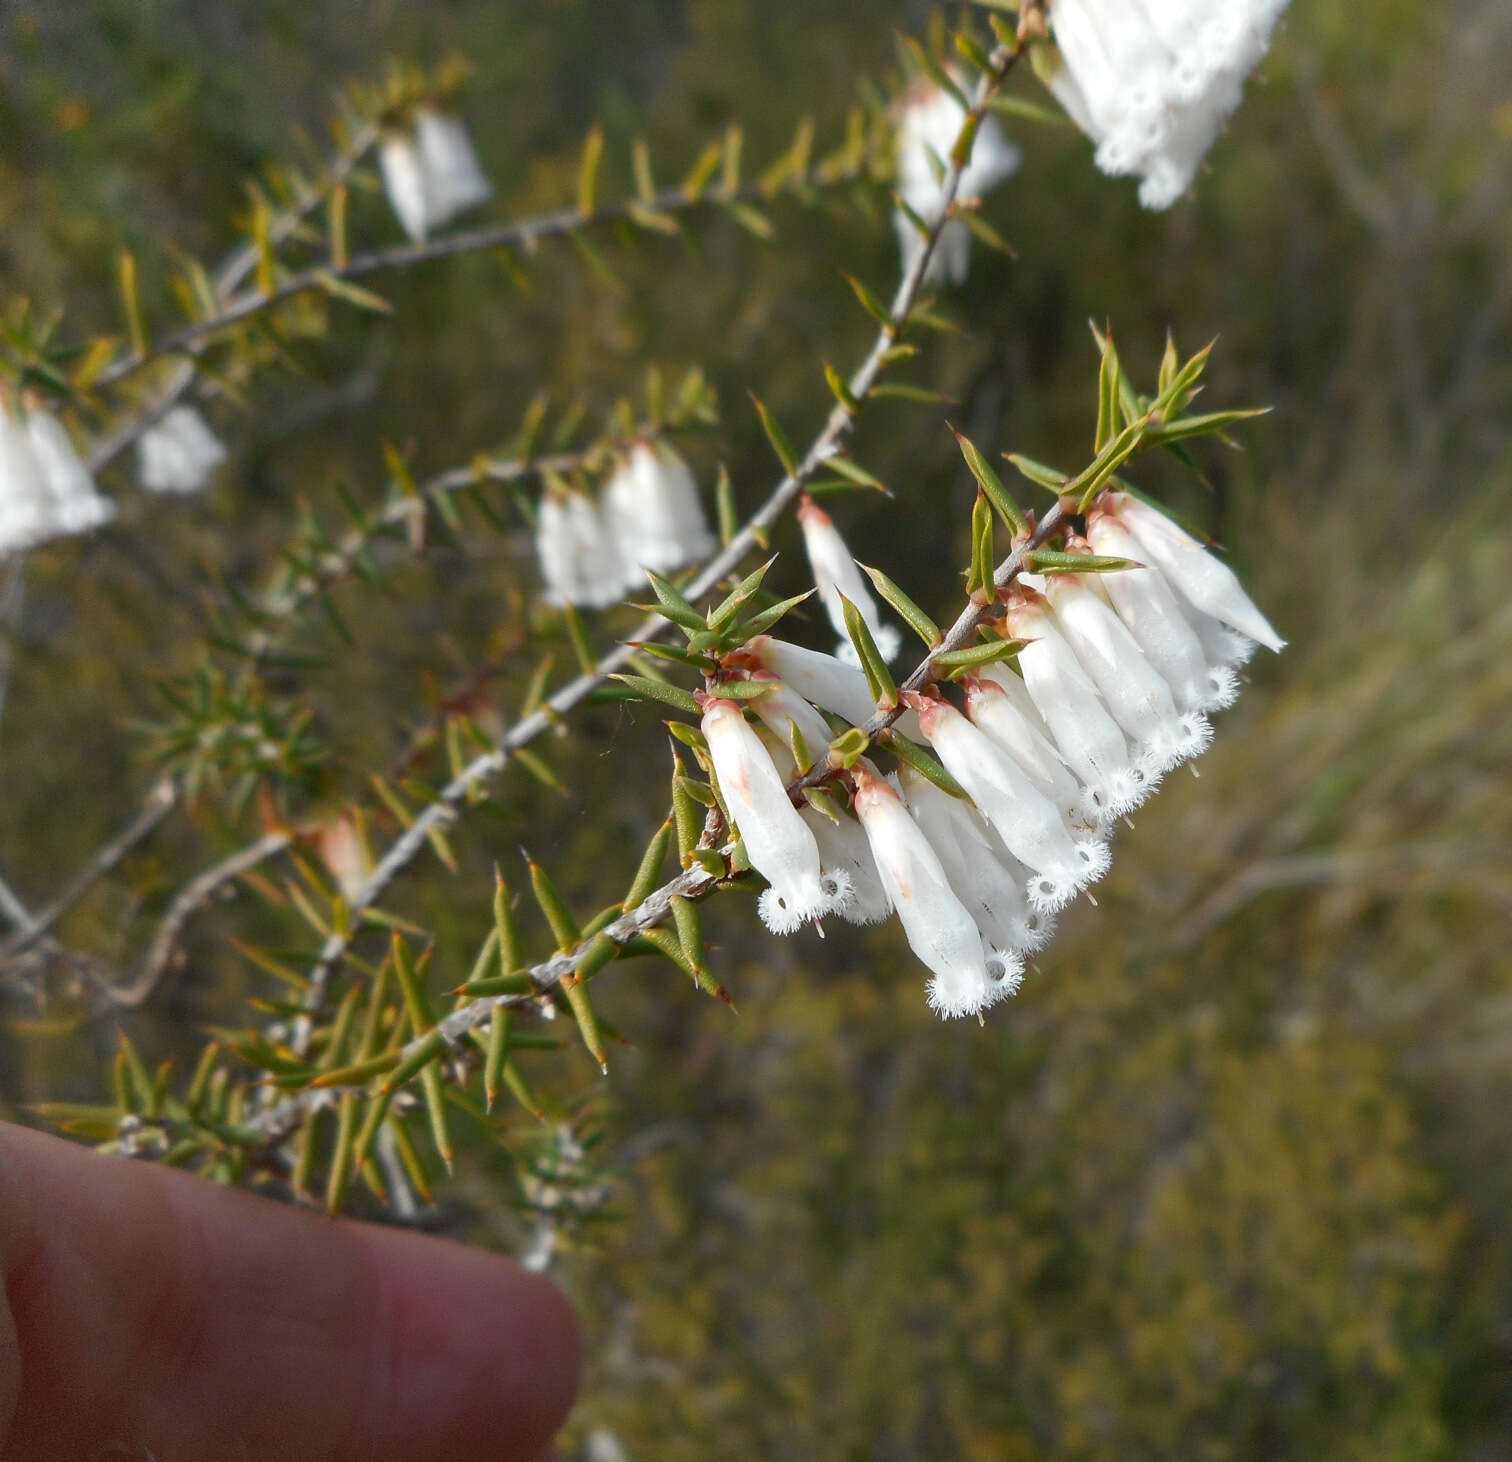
0, 1122, 579, 1461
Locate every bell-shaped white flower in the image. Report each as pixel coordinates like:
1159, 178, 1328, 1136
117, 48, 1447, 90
701, 696, 850, 934
415, 109, 492, 228
23, 408, 115, 535
898, 764, 1046, 960
852, 764, 1004, 1018
908, 693, 1109, 913
1041, 0, 1289, 209
536, 487, 623, 609
806, 800, 893, 928
894, 79, 1021, 285
1043, 571, 1211, 774
797, 495, 900, 664
1108, 491, 1285, 651
740, 636, 915, 738
603, 440, 716, 588
0, 402, 60, 552
1003, 587, 1147, 821
136, 406, 227, 496
1085, 505, 1239, 713
961, 672, 1088, 831
379, 131, 431, 242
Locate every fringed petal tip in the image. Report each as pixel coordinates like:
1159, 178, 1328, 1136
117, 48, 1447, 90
1013, 912, 1057, 957
926, 971, 995, 1020
1198, 666, 1242, 713
757, 868, 854, 935
1083, 767, 1152, 824
983, 949, 1026, 1002
1138, 713, 1213, 777
1024, 871, 1077, 916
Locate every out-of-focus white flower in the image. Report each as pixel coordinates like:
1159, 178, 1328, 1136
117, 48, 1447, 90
136, 406, 227, 496
379, 131, 431, 242
316, 809, 375, 903
1085, 505, 1239, 713
1043, 570, 1211, 774
0, 401, 60, 552
604, 440, 716, 589
894, 79, 1021, 285
536, 486, 623, 609
852, 764, 1005, 1018
1041, 0, 1290, 209
908, 693, 1109, 913
899, 763, 1045, 959
415, 108, 493, 227
701, 696, 851, 934
1108, 490, 1285, 651
797, 495, 901, 665
23, 407, 115, 535
1003, 586, 1148, 821
961, 672, 1087, 830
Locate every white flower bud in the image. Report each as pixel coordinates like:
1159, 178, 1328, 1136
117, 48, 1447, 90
961, 673, 1088, 831
894, 80, 1021, 286
1043, 0, 1290, 209
0, 402, 59, 551
1043, 572, 1211, 774
414, 109, 492, 228
136, 406, 227, 496
852, 765, 1002, 1018
379, 131, 430, 242
316, 810, 375, 902
898, 763, 1047, 959
1003, 588, 1147, 821
536, 487, 623, 609
604, 441, 716, 588
700, 697, 850, 934
1086, 506, 1239, 713
909, 694, 1110, 913
23, 408, 115, 535
797, 496, 900, 665
740, 636, 923, 739
1108, 491, 1285, 651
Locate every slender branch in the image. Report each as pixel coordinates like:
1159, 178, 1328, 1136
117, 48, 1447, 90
86, 121, 380, 474
0, 778, 178, 961
285, 36, 1035, 1045
90, 165, 866, 399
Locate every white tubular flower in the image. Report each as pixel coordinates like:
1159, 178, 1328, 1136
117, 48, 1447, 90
747, 672, 837, 773
136, 406, 228, 495
806, 801, 894, 927
852, 765, 1002, 1019
961, 672, 1088, 831
23, 408, 115, 535
797, 495, 901, 665
701, 697, 850, 934
1003, 587, 1147, 822
909, 694, 1109, 914
379, 131, 430, 242
894, 80, 1021, 286
898, 763, 1046, 960
741, 636, 924, 739
1086, 505, 1239, 713
415, 109, 493, 228
1108, 490, 1285, 652
1043, 571, 1211, 775
316, 810, 375, 903
0, 402, 59, 552
604, 440, 716, 588
535, 487, 623, 609
1041, 0, 1289, 209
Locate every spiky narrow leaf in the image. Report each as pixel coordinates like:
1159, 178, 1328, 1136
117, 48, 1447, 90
750, 394, 799, 476
623, 817, 674, 910
707, 556, 777, 632
1024, 549, 1142, 575
1004, 453, 1069, 494
577, 127, 604, 217
840, 594, 897, 708
609, 674, 701, 716
953, 430, 1028, 534
716, 465, 738, 547
642, 569, 707, 632
859, 563, 940, 647
884, 728, 970, 798
932, 638, 1032, 678
967, 490, 995, 600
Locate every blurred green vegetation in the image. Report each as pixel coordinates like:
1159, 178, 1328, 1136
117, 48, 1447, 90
1, 1, 1509, 1457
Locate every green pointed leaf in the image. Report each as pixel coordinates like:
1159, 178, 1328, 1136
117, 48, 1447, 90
931, 637, 1031, 678
840, 594, 897, 708
953, 429, 1028, 535
623, 816, 674, 910
642, 569, 706, 632
707, 555, 777, 631
311, 269, 394, 315
609, 674, 701, 716
885, 728, 968, 799
749, 393, 798, 476
1004, 453, 1068, 495
842, 272, 892, 327
528, 858, 580, 950
827, 725, 871, 768
1024, 550, 1142, 575
859, 562, 940, 647
735, 589, 814, 640
577, 127, 605, 216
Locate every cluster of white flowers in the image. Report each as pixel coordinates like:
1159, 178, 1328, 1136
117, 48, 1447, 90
704, 492, 1283, 1019
535, 440, 716, 609
1041, 0, 1290, 208
894, 79, 1021, 286
379, 108, 493, 243
0, 394, 116, 553
135, 406, 227, 496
